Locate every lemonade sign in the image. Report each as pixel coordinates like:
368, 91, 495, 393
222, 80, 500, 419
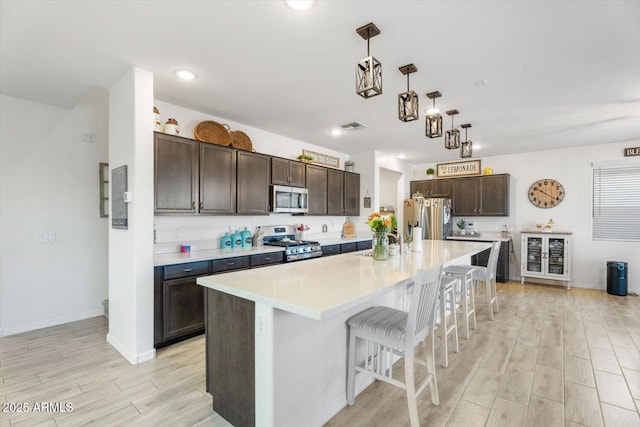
436, 160, 482, 178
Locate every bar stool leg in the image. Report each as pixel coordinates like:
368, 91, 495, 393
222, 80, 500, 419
468, 278, 477, 331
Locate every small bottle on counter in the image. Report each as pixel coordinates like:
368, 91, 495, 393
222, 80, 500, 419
231, 230, 242, 248
220, 232, 232, 249
241, 227, 252, 248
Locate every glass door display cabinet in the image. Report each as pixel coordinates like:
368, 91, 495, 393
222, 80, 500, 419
521, 232, 571, 289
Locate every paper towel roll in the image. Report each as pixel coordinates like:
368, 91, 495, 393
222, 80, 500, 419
411, 228, 422, 252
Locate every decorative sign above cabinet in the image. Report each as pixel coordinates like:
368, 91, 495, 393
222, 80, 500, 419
436, 159, 481, 178
624, 146, 639, 157
302, 149, 340, 169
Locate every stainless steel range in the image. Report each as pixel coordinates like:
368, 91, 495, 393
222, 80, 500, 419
261, 225, 322, 262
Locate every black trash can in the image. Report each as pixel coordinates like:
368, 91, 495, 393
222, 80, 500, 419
607, 261, 628, 296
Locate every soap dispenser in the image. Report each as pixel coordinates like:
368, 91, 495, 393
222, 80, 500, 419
220, 232, 232, 249
231, 229, 243, 248
241, 227, 252, 248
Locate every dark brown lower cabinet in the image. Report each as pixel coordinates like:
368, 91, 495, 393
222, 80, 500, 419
357, 240, 373, 251
162, 276, 205, 340
206, 289, 255, 427
154, 262, 209, 348
155, 253, 285, 348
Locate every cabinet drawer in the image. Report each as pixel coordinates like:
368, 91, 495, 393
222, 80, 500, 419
250, 251, 284, 267
322, 244, 341, 256
212, 256, 250, 273
357, 240, 372, 251
341, 242, 357, 253
164, 261, 211, 280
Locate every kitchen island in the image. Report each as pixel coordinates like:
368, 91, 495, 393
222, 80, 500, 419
197, 239, 491, 427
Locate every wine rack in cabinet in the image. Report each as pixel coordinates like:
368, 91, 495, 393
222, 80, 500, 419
521, 232, 572, 289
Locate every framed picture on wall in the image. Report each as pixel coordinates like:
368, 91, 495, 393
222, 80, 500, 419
111, 165, 128, 229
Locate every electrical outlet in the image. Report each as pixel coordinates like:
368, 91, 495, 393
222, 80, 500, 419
256, 314, 266, 337
81, 132, 95, 143
176, 227, 184, 238
38, 232, 56, 243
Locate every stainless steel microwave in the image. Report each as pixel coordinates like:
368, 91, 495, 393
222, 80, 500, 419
270, 185, 308, 214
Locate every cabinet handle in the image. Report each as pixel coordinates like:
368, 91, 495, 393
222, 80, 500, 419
199, 202, 203, 210
264, 257, 271, 261
226, 262, 235, 266
192, 201, 195, 210
183, 268, 193, 272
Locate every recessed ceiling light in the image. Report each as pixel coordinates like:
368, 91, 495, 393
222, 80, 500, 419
330, 128, 343, 136
285, 0, 316, 11
398, 154, 406, 159
174, 69, 197, 81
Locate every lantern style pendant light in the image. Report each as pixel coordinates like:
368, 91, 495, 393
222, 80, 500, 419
398, 64, 419, 122
355, 23, 382, 99
460, 123, 473, 158
444, 109, 460, 149
425, 91, 443, 138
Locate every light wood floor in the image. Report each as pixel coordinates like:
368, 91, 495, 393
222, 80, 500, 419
1, 281, 639, 426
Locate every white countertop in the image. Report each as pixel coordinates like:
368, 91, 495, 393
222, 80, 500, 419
313, 234, 372, 246
447, 234, 511, 242
154, 235, 373, 266
154, 246, 285, 266
197, 240, 491, 320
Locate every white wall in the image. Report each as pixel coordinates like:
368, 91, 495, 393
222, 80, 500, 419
0, 91, 109, 336
379, 168, 400, 209
107, 68, 155, 364
414, 141, 640, 293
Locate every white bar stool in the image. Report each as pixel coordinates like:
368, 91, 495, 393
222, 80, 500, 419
442, 265, 476, 339
346, 266, 443, 427
437, 277, 460, 367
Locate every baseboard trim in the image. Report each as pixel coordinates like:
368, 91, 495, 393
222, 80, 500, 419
107, 333, 156, 365
0, 309, 104, 337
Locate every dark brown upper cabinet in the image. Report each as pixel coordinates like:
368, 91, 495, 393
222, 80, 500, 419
154, 133, 199, 214
410, 179, 451, 198
344, 171, 360, 216
451, 174, 510, 216
327, 169, 360, 216
237, 151, 271, 215
154, 132, 236, 215
327, 169, 345, 215
200, 143, 236, 214
271, 157, 306, 187
306, 164, 328, 215
478, 174, 510, 216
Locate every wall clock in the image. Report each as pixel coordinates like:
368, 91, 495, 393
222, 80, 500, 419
528, 179, 565, 208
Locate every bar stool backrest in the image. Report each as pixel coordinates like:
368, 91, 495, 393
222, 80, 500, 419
406, 265, 443, 347
487, 241, 501, 281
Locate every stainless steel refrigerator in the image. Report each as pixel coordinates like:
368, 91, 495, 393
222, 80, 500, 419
403, 196, 452, 240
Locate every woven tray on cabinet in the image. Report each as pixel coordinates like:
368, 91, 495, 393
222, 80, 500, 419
229, 130, 253, 151
194, 121, 231, 146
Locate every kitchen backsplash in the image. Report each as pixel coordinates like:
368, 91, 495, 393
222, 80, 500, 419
154, 214, 366, 254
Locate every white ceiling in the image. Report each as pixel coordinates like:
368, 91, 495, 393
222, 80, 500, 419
2, 0, 639, 164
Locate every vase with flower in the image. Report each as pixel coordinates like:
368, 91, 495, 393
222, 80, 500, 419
367, 212, 397, 261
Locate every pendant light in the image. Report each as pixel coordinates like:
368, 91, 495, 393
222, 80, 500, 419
444, 110, 460, 149
355, 23, 382, 99
398, 64, 419, 122
425, 91, 442, 138
460, 123, 473, 158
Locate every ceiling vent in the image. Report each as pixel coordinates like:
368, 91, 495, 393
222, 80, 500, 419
339, 121, 368, 131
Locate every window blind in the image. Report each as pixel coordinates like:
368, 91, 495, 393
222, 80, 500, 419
592, 164, 640, 241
